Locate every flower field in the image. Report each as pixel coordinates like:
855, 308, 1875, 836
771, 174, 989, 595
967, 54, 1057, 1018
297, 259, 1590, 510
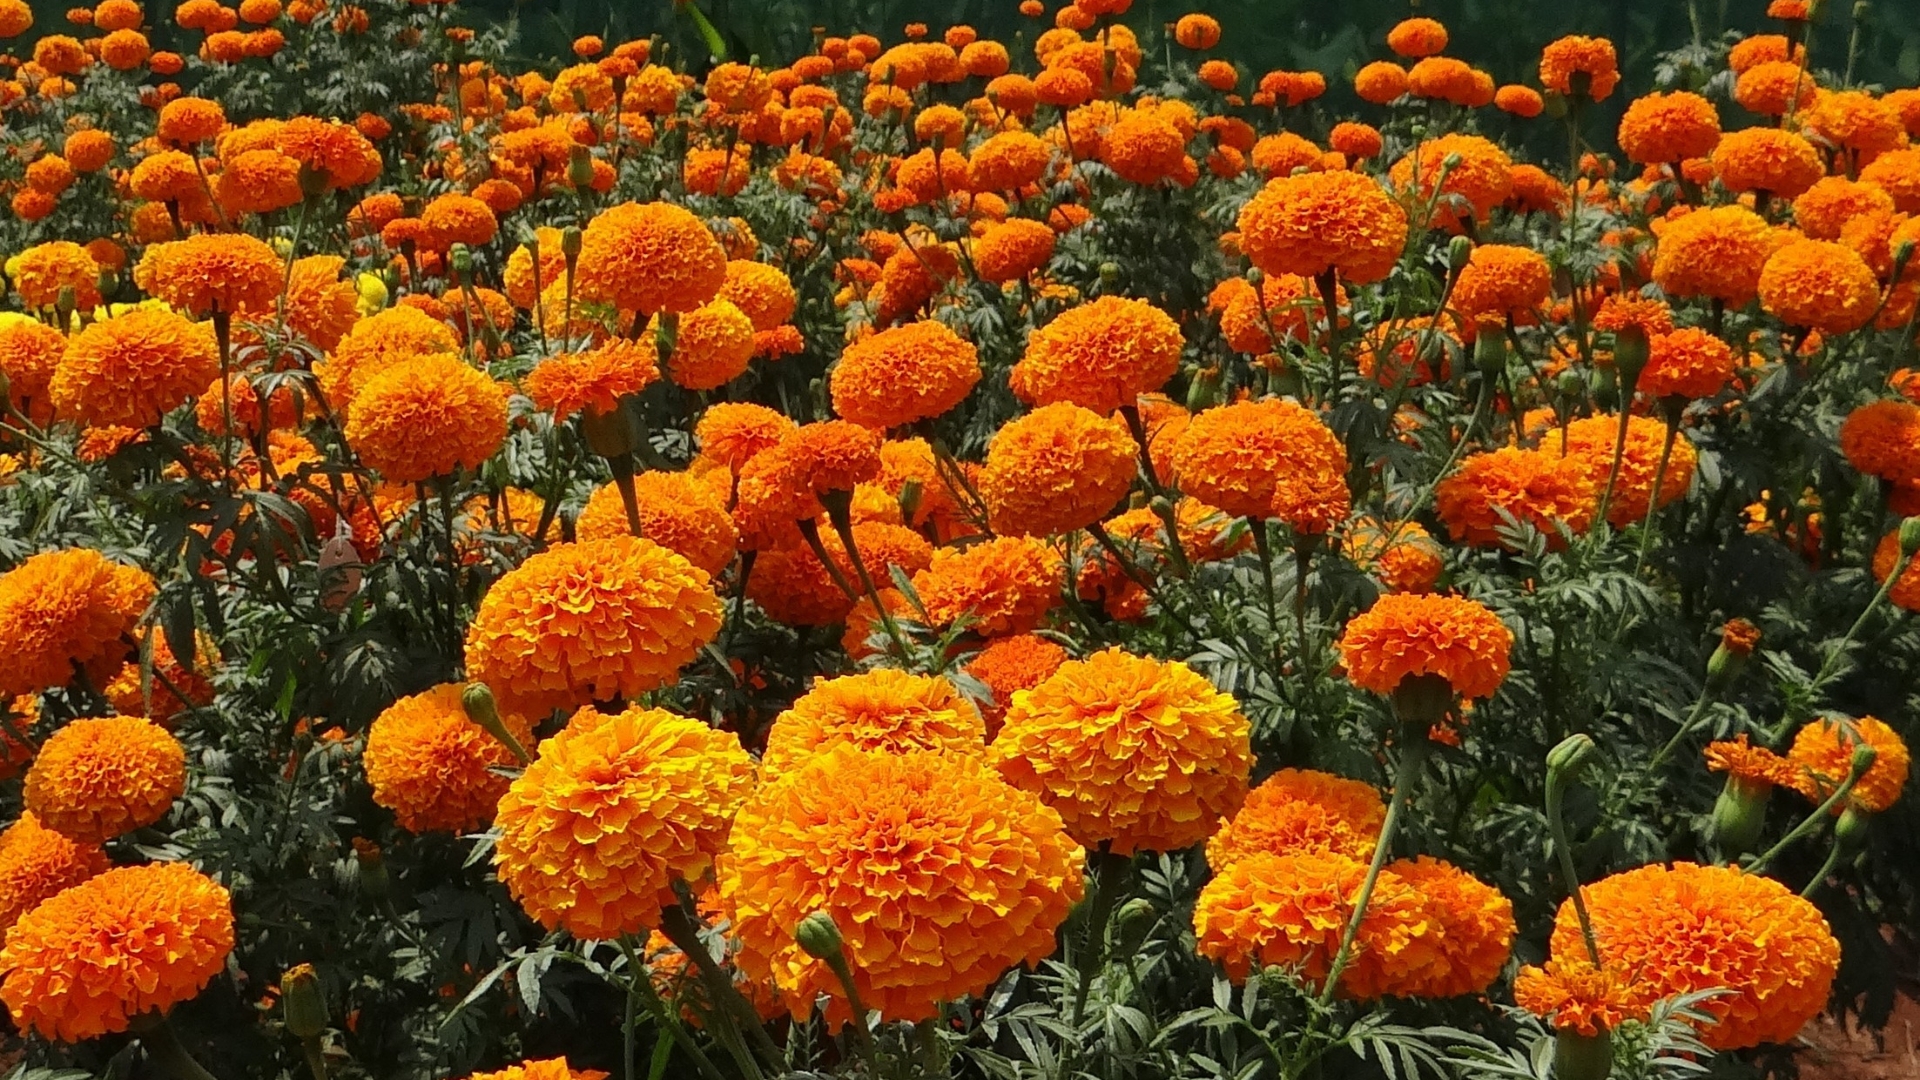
0, 0, 1916, 1076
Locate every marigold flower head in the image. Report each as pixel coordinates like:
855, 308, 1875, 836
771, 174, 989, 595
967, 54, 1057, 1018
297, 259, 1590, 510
156, 95, 224, 145
1237, 170, 1406, 284
1642, 326, 1736, 399
344, 354, 506, 484
25, 716, 183, 843
1009, 296, 1182, 415
1809, 89, 1905, 155
989, 647, 1249, 854
786, 419, 881, 494
761, 669, 984, 774
0, 813, 108, 934
912, 535, 1062, 636
1712, 127, 1824, 198
1758, 240, 1881, 335
495, 705, 753, 939
0, 316, 65, 424
1345, 517, 1445, 594
0, 548, 154, 699
1206, 768, 1384, 871
364, 684, 533, 834
1452, 244, 1552, 319
466, 537, 722, 717
1706, 733, 1800, 793
1733, 59, 1817, 117
13, 240, 101, 310
1618, 90, 1721, 164
974, 217, 1057, 284
979, 402, 1136, 537
830, 319, 981, 430
134, 233, 283, 316
1170, 398, 1350, 532
694, 401, 795, 471
715, 260, 795, 333
1793, 175, 1896, 239
1840, 399, 1920, 485
1390, 134, 1513, 231
1651, 204, 1777, 306
721, 747, 1083, 1026
1493, 84, 1543, 117
461, 1060, 607, 1080
1561, 862, 1838, 1049
1215, 273, 1337, 353
1337, 593, 1513, 701
1786, 716, 1909, 814
1386, 856, 1515, 998
1513, 957, 1646, 1036
578, 201, 727, 316
1558, 413, 1697, 527
1386, 17, 1447, 58
660, 298, 753, 390
968, 130, 1051, 192
1436, 445, 1596, 548
315, 304, 461, 403
965, 634, 1068, 727
526, 338, 658, 422
1539, 35, 1619, 100
102, 633, 213, 725
576, 470, 737, 578
1874, 528, 1920, 610
47, 307, 217, 429
1405, 56, 1477, 106
1173, 13, 1220, 49
0, 862, 232, 1041
1353, 60, 1409, 105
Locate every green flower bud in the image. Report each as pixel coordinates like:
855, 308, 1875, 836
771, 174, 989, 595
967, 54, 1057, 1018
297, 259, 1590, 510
1552, 1028, 1614, 1080
1835, 805, 1871, 856
1112, 897, 1157, 956
561, 225, 583, 260
281, 964, 327, 1040
1556, 369, 1585, 400
353, 838, 389, 900
1546, 734, 1597, 783
1099, 262, 1121, 284
1849, 742, 1878, 780
298, 161, 330, 199
1186, 365, 1224, 412
1474, 329, 1506, 376
448, 243, 473, 281
1900, 516, 1920, 557
794, 910, 845, 962
568, 144, 595, 189
1612, 325, 1649, 390
1711, 773, 1771, 856
897, 478, 924, 525
462, 681, 530, 764
1447, 235, 1474, 274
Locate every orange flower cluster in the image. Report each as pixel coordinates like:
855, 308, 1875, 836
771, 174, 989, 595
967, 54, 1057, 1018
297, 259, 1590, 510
0, 548, 155, 698
759, 668, 985, 773
1336, 593, 1513, 701
363, 683, 534, 834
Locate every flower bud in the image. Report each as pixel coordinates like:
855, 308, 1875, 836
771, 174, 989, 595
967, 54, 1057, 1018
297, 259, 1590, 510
281, 963, 327, 1040
897, 478, 923, 524
462, 681, 530, 764
581, 402, 640, 460
1473, 328, 1506, 376
561, 225, 583, 261
1185, 365, 1224, 411
794, 910, 845, 962
1711, 773, 1771, 856
448, 243, 473, 282
1546, 734, 1597, 784
1900, 516, 1920, 557
1447, 235, 1473, 274
1555, 369, 1584, 401
1849, 742, 1878, 780
1552, 1028, 1614, 1080
1611, 324, 1649, 390
1835, 804, 1871, 856
568, 144, 595, 189
352, 838, 389, 900
1112, 897, 1157, 956
1442, 151, 1464, 172
1098, 261, 1121, 284
1891, 239, 1915, 287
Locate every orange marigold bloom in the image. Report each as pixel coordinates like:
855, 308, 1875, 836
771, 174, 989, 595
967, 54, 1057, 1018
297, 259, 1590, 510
0, 862, 232, 1041
1237, 169, 1406, 284
964, 634, 1068, 726
578, 201, 727, 316
1173, 12, 1221, 49
12, 240, 101, 310
1406, 56, 1478, 106
911, 535, 1062, 636
1840, 399, 1920, 485
1618, 90, 1721, 164
761, 669, 984, 774
979, 402, 1136, 537
1171, 398, 1351, 532
462, 1059, 607, 1080
1873, 528, 1920, 610
1786, 716, 1910, 814
785, 420, 881, 494
0, 813, 108, 934
974, 217, 1056, 284
1559, 862, 1838, 1049
0, 317, 67, 424
717, 260, 796, 332
364, 683, 533, 834
1248, 131, 1321, 179
1707, 733, 1801, 796
63, 129, 115, 173
23, 154, 73, 196
1792, 175, 1895, 239
465, 537, 723, 716
156, 95, 225, 145
576, 471, 737, 579
51, 307, 217, 428
989, 647, 1249, 854
1642, 326, 1735, 399
134, 233, 283, 316
1733, 59, 1817, 117
1436, 446, 1596, 548
420, 191, 498, 250
1494, 84, 1544, 118
212, 148, 301, 215
495, 704, 754, 939
344, 354, 507, 483
1539, 35, 1619, 100
101, 634, 214, 725
0, 548, 154, 699
1336, 593, 1513, 701
1345, 517, 1445, 594
694, 401, 795, 471
1558, 413, 1697, 528
662, 299, 754, 391
1729, 34, 1803, 74
1390, 134, 1512, 230
722, 747, 1082, 1026
1862, 148, 1920, 214
830, 319, 981, 429
1513, 957, 1646, 1036
315, 305, 461, 403
1009, 295, 1182, 415
24, 716, 184, 843
1712, 127, 1823, 198
969, 130, 1051, 192
1206, 768, 1384, 870
1452, 244, 1552, 319
1758, 240, 1881, 335
1327, 121, 1383, 161
1651, 204, 1776, 306
277, 254, 359, 351
1386, 17, 1447, 59
1808, 89, 1905, 155
1353, 60, 1409, 105
1387, 856, 1516, 998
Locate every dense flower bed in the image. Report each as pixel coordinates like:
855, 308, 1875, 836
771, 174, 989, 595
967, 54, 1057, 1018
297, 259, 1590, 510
0, 0, 1914, 1077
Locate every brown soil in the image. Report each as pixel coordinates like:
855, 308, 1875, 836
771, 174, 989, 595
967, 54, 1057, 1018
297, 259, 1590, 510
1796, 991, 1920, 1079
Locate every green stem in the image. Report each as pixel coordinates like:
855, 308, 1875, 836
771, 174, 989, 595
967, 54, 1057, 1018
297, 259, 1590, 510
1592, 404, 1634, 530
617, 936, 728, 1080
299, 1036, 329, 1080
1545, 761, 1602, 966
825, 504, 912, 660
1644, 688, 1716, 777
1630, 409, 1683, 578
656, 902, 784, 1072
1775, 544, 1915, 742
1069, 847, 1129, 1029
1799, 840, 1846, 899
1746, 762, 1868, 875
137, 1015, 221, 1080
1318, 736, 1429, 1006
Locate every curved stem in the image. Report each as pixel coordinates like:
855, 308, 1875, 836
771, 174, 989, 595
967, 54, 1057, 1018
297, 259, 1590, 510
1746, 762, 1868, 875
1318, 736, 1429, 1006
137, 1015, 221, 1080
1545, 762, 1602, 966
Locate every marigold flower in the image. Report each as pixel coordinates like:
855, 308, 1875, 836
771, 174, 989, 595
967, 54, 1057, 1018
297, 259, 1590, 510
156, 95, 225, 146
1387, 856, 1515, 998
1390, 133, 1513, 230
12, 240, 100, 310
1809, 89, 1905, 155
1539, 35, 1619, 100
830, 319, 981, 430
1793, 176, 1896, 240
786, 420, 881, 495
761, 669, 984, 774
466, 537, 723, 716
420, 191, 497, 250
1206, 768, 1385, 871
344, 354, 507, 484
1642, 326, 1736, 399
1513, 957, 1646, 1036
715, 260, 796, 333
495, 705, 753, 939
1874, 528, 1920, 610
135, 233, 283, 316
0, 316, 64, 424
364, 684, 533, 834
912, 535, 1062, 636
1436, 446, 1596, 548
0, 813, 108, 934
1650, 204, 1776, 306
974, 217, 1057, 284
1336, 593, 1513, 701
1559, 862, 1838, 1049
1758, 240, 1881, 335
0, 862, 232, 1041
578, 201, 727, 316
989, 647, 1249, 854
0, 547, 154, 699
1345, 517, 1445, 594
1785, 716, 1909, 814
694, 401, 795, 471
964, 634, 1068, 727
979, 402, 1136, 537
1406, 56, 1478, 105
1733, 59, 1817, 117
1493, 84, 1543, 117
1174, 13, 1221, 49
1559, 414, 1699, 527
1840, 399, 1920, 485
1386, 17, 1447, 58
1353, 60, 1409, 105
1707, 733, 1801, 797
1712, 127, 1824, 198
1618, 90, 1721, 164
24, 716, 184, 843
660, 299, 753, 390
1170, 398, 1350, 532
48, 307, 218, 429
1452, 244, 1552, 320
101, 634, 214, 725
315, 304, 461, 402
721, 747, 1083, 1025
462, 1060, 607, 1080
1859, 147, 1920, 213
1009, 296, 1183, 415
1215, 274, 1337, 352
1237, 169, 1406, 284
576, 470, 737, 578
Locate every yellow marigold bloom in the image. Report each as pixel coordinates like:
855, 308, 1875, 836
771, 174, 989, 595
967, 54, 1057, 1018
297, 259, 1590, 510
1839, 399, 1920, 485
279, 254, 360, 352
0, 315, 66, 423
24, 716, 184, 843
693, 401, 795, 471
1651, 206, 1777, 306
1559, 862, 1838, 1049
761, 669, 985, 774
495, 705, 755, 940
1617, 91, 1721, 165
720, 747, 1083, 1026
134, 233, 283, 316
578, 201, 727, 316
1451, 244, 1551, 320
1538, 35, 1619, 100
979, 402, 1136, 536
830, 319, 982, 430
344, 354, 507, 483
315, 304, 464, 403
1206, 768, 1385, 871
462, 1059, 607, 1080
364, 684, 533, 835
662, 298, 754, 391
1436, 445, 1596, 548
1558, 413, 1698, 528
49, 307, 219, 428
13, 240, 101, 309
1389, 134, 1512, 231
0, 862, 232, 1041
989, 647, 1250, 854
1345, 517, 1444, 594
1758, 240, 1881, 335
0, 813, 108, 934
527, 337, 659, 421
575, 470, 737, 578
912, 535, 1062, 635
0, 548, 155, 698
1785, 716, 1909, 814
465, 537, 723, 717
1193, 849, 1438, 997
717, 260, 797, 332
1010, 295, 1183, 415
1513, 957, 1646, 1036
1170, 398, 1350, 532
1237, 169, 1406, 284
1336, 593, 1513, 701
